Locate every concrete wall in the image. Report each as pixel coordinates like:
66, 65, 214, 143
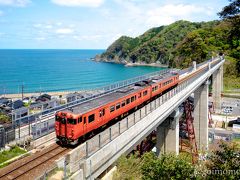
30, 131, 56, 148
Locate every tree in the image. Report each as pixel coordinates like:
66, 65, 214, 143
141, 152, 195, 180
218, 0, 240, 19
218, 0, 240, 46
0, 112, 11, 124
206, 141, 240, 179
218, 0, 240, 75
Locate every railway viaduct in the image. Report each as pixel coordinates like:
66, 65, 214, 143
60, 58, 224, 180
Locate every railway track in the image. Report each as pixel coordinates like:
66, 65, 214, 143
0, 144, 71, 180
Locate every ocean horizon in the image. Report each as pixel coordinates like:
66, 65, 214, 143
0, 49, 165, 94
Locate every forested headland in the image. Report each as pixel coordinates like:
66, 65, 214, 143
97, 0, 240, 91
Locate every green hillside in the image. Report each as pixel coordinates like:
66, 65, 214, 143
99, 20, 229, 67
98, 18, 239, 90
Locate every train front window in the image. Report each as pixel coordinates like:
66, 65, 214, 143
68, 118, 76, 125
61, 118, 66, 124
56, 116, 61, 122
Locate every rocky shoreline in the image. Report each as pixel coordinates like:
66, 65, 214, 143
93, 55, 168, 68
124, 62, 168, 68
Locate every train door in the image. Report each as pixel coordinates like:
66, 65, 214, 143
99, 108, 105, 126
83, 116, 87, 134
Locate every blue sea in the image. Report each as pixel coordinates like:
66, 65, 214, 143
0, 49, 165, 94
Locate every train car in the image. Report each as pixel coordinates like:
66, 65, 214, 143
55, 71, 179, 145
150, 72, 179, 98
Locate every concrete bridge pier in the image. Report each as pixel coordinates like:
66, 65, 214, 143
156, 110, 180, 156
194, 81, 209, 151
212, 65, 223, 111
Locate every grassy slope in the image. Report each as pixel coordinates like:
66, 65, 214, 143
0, 146, 26, 168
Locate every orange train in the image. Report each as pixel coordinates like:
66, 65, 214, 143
55, 71, 179, 145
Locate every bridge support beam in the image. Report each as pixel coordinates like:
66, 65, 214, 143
212, 65, 223, 111
194, 81, 209, 151
156, 110, 179, 156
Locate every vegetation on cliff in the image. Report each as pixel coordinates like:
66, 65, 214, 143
99, 0, 239, 90
100, 20, 238, 69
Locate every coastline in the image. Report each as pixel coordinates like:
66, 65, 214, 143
93, 56, 168, 68
124, 62, 168, 68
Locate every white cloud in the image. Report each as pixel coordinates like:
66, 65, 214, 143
0, 0, 31, 7
73, 34, 102, 41
45, 24, 53, 29
51, 0, 104, 7
56, 22, 62, 26
56, 28, 74, 34
35, 37, 46, 41
33, 23, 42, 28
33, 23, 54, 29
149, 4, 207, 17
146, 4, 210, 26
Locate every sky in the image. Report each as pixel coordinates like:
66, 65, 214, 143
0, 0, 230, 49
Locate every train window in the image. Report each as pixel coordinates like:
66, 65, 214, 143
143, 90, 148, 96
122, 100, 126, 107
116, 103, 121, 110
110, 106, 115, 112
138, 93, 142, 98
155, 86, 158, 90
135, 95, 137, 100
68, 118, 76, 125
152, 87, 154, 92
88, 114, 95, 123
126, 98, 130, 104
103, 109, 105, 116
84, 117, 86, 124
79, 117, 82, 123
131, 96, 135, 102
